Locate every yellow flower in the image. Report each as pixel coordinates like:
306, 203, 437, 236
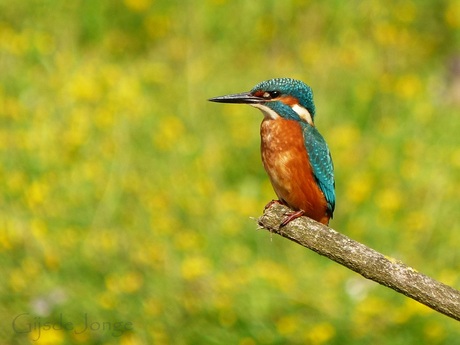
395, 74, 422, 100
276, 315, 298, 336
376, 188, 403, 212
445, 1, 460, 28
124, 0, 152, 12
346, 172, 372, 204
124, 272, 144, 293
106, 271, 144, 294
181, 255, 211, 280
9, 268, 27, 292
120, 333, 143, 345
173, 231, 201, 251
152, 116, 185, 152
304, 323, 336, 345
69, 70, 102, 103
27, 181, 48, 208
29, 328, 64, 345
424, 322, 446, 342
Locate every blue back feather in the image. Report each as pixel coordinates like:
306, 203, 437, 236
302, 123, 336, 216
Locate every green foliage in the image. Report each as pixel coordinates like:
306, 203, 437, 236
1, 0, 459, 344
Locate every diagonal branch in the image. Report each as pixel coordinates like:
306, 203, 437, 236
257, 203, 460, 322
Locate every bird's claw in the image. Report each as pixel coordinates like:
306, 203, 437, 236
280, 210, 305, 227
263, 199, 285, 211
263, 200, 305, 227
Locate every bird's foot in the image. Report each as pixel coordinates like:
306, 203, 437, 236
263, 199, 286, 211
280, 210, 305, 228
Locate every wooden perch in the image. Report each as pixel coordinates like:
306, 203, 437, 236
257, 203, 460, 322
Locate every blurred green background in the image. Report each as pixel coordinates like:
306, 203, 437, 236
1, 0, 460, 344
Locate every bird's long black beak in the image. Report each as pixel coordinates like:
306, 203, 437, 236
208, 92, 264, 104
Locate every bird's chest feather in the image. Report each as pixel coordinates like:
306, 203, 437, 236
260, 118, 312, 195
260, 117, 329, 222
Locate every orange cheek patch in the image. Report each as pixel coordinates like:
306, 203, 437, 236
279, 95, 299, 106
253, 91, 265, 97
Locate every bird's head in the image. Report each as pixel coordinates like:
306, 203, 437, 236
209, 78, 316, 126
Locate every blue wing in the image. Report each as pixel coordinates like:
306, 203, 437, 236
303, 124, 335, 216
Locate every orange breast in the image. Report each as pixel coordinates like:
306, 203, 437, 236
260, 117, 330, 224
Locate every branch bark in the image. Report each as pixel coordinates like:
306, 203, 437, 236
257, 203, 460, 322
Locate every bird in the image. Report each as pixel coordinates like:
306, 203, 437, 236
209, 78, 335, 226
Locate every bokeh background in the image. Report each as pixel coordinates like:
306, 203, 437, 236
1, 1, 460, 344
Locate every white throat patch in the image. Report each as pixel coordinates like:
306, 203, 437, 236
250, 102, 313, 124
291, 104, 314, 125
250, 104, 280, 120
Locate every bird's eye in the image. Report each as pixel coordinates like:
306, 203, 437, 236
262, 91, 281, 99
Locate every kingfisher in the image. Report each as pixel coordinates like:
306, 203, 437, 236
209, 78, 335, 226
